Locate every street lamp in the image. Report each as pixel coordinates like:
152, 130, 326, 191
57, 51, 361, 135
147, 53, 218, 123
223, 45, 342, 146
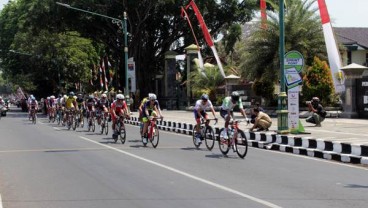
277, 0, 289, 134
56, 2, 129, 96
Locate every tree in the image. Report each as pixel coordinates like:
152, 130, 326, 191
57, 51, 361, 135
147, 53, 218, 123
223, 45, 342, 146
1, 0, 258, 97
189, 64, 228, 105
301, 56, 334, 105
238, 0, 326, 99
0, 1, 100, 96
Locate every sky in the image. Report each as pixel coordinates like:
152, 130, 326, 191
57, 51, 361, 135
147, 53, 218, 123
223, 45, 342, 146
0, 0, 368, 28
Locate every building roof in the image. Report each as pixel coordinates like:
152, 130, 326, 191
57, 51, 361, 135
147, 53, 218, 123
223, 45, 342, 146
334, 27, 368, 49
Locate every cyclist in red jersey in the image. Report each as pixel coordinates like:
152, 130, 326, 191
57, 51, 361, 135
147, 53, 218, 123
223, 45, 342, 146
110, 94, 130, 137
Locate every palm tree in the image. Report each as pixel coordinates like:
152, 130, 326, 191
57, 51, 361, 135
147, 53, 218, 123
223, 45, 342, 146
189, 63, 226, 105
238, 0, 326, 98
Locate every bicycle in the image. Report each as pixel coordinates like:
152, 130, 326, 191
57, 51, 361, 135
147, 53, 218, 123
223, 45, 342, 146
76, 108, 84, 128
142, 116, 162, 148
99, 112, 109, 135
56, 107, 63, 125
113, 115, 127, 144
192, 118, 218, 150
65, 109, 75, 130
48, 107, 56, 123
30, 108, 37, 124
87, 110, 96, 132
218, 119, 249, 158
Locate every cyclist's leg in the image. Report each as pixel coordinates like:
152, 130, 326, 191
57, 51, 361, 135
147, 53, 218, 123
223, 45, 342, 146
194, 110, 201, 134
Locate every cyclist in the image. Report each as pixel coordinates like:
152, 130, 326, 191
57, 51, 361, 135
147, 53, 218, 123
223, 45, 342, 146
96, 93, 109, 125
141, 93, 163, 144
27, 95, 34, 119
86, 95, 96, 120
220, 91, 248, 139
138, 95, 149, 135
29, 96, 39, 119
64, 92, 78, 124
193, 94, 217, 145
49, 95, 56, 120
110, 94, 130, 139
76, 93, 85, 126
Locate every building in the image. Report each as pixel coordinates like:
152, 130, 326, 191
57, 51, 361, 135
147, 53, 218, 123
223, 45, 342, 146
334, 27, 368, 66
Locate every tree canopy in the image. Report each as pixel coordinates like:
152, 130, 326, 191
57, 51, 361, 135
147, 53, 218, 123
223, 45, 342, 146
0, 0, 257, 97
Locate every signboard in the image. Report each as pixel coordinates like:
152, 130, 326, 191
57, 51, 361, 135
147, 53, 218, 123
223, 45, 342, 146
285, 51, 304, 133
128, 58, 136, 93
284, 51, 304, 89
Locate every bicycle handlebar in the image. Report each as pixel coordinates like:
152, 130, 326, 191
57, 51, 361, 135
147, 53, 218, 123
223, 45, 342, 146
200, 118, 218, 125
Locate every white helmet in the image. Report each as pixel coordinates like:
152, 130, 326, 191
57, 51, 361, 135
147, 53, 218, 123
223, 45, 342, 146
148, 93, 157, 101
47, 97, 50, 100
101, 93, 107, 98
50, 95, 55, 99
116, 94, 125, 100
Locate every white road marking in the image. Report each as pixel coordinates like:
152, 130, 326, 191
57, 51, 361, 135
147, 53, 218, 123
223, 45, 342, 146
79, 136, 282, 208
0, 194, 3, 208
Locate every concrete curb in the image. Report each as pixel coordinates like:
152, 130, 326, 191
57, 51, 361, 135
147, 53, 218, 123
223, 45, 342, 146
126, 117, 368, 165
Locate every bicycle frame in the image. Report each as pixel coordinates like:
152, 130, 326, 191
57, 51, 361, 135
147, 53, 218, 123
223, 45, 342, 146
219, 119, 249, 158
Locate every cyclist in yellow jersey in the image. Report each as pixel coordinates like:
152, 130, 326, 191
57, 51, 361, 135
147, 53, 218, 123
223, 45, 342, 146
64, 92, 78, 123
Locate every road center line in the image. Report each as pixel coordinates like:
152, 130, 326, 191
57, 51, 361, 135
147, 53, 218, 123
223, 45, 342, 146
79, 136, 282, 208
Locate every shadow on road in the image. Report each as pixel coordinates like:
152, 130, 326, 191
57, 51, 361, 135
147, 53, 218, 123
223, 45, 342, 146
344, 184, 368, 188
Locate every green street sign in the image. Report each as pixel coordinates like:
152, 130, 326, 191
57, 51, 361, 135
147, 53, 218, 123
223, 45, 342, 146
284, 51, 304, 89
284, 51, 304, 72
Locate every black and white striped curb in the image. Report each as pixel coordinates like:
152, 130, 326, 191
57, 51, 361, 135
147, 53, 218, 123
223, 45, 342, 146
126, 117, 368, 165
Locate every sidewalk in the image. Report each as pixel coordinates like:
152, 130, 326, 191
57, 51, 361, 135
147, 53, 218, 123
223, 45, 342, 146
128, 110, 368, 165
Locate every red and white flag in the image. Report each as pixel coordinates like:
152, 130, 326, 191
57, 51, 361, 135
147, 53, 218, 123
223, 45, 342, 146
181, 7, 205, 75
260, 0, 267, 29
317, 0, 345, 93
99, 66, 104, 89
101, 59, 108, 91
186, 0, 226, 78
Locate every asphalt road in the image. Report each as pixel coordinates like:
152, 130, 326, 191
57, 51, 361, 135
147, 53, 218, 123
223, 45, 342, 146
0, 108, 367, 208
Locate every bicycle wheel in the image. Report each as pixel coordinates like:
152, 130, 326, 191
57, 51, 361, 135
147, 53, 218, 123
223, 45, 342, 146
57, 111, 61, 125
192, 127, 201, 149
118, 121, 126, 144
87, 118, 91, 132
67, 115, 72, 130
235, 130, 248, 158
218, 128, 230, 155
99, 119, 104, 134
150, 125, 159, 148
80, 114, 84, 128
105, 119, 109, 135
72, 115, 77, 130
32, 113, 36, 124
91, 117, 96, 132
204, 126, 215, 151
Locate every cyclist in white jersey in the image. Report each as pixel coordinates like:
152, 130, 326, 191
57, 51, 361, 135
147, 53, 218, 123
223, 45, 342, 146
193, 94, 217, 145
219, 91, 248, 138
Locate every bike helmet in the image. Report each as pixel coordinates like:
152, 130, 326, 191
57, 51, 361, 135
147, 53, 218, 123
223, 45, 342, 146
116, 94, 125, 100
148, 93, 157, 101
69, 91, 75, 97
201, 94, 209, 101
50, 95, 55, 99
101, 93, 107, 98
47, 97, 50, 100
89, 95, 94, 99
31, 96, 36, 100
231, 91, 240, 101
